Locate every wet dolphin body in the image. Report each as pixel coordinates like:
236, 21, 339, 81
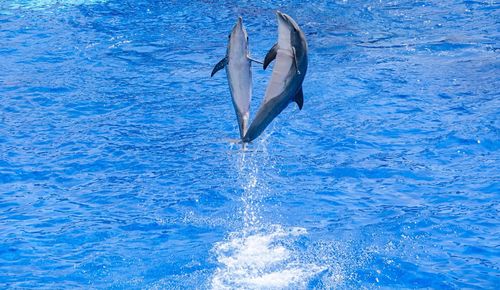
211, 17, 261, 140
243, 11, 308, 143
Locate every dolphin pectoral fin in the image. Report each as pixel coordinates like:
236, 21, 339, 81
294, 87, 304, 110
263, 43, 278, 70
292, 47, 300, 75
211, 57, 227, 77
247, 55, 263, 64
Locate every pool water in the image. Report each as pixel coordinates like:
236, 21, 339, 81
1, 0, 499, 289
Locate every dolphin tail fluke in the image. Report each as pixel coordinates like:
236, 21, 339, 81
242, 121, 257, 143
243, 107, 272, 143
263, 43, 278, 70
211, 57, 227, 77
294, 87, 304, 110
237, 111, 250, 140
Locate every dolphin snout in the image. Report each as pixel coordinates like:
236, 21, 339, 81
276, 11, 286, 22
232, 16, 244, 34
234, 16, 243, 29
276, 10, 291, 27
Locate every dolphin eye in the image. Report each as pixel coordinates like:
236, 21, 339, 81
228, 34, 231, 39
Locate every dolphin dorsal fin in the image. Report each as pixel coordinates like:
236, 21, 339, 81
263, 43, 278, 70
211, 57, 228, 77
294, 87, 304, 110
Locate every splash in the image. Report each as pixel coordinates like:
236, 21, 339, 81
211, 225, 325, 289
211, 144, 325, 289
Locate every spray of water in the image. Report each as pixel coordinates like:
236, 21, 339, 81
211, 138, 326, 289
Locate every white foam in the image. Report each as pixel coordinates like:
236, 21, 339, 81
211, 225, 325, 289
212, 143, 327, 289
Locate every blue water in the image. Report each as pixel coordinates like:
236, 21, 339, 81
1, 0, 499, 288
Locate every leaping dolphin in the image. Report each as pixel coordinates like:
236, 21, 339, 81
243, 11, 308, 143
211, 17, 261, 140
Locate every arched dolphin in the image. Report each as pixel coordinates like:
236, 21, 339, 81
211, 17, 261, 140
243, 11, 308, 143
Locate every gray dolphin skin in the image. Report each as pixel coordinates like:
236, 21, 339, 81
243, 11, 308, 143
211, 17, 258, 140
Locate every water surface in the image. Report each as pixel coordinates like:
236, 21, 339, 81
0, 0, 499, 288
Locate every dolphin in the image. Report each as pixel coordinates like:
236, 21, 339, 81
242, 11, 308, 143
211, 17, 261, 140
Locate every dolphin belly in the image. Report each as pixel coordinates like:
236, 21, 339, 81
242, 46, 295, 142
227, 58, 252, 138
263, 48, 293, 102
